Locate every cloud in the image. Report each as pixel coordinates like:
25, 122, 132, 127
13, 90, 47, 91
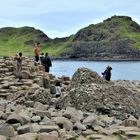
0, 0, 140, 38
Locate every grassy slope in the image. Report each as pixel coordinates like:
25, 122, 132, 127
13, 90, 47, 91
103, 16, 140, 49
74, 16, 140, 44
0, 26, 71, 56
41, 39, 73, 57
0, 27, 38, 56
0, 16, 140, 57
108, 17, 140, 48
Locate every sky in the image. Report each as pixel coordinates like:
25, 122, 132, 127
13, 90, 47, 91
0, 0, 140, 38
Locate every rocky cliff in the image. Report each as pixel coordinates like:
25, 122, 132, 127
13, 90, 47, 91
63, 16, 140, 60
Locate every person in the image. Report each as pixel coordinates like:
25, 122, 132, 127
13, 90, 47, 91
102, 66, 112, 81
14, 52, 23, 81
40, 53, 44, 65
55, 81, 61, 98
34, 42, 41, 64
43, 53, 52, 72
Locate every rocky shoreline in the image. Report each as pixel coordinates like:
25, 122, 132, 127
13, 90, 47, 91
0, 57, 140, 140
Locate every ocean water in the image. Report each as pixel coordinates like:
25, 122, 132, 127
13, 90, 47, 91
50, 60, 140, 80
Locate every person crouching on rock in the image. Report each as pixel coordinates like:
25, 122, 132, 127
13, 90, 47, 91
14, 52, 23, 81
102, 66, 112, 81
55, 81, 61, 98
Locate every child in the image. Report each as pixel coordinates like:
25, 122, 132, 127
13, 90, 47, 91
55, 81, 61, 98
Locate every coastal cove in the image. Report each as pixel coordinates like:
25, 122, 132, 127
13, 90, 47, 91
50, 60, 140, 80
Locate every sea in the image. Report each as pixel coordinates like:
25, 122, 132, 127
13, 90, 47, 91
50, 60, 140, 80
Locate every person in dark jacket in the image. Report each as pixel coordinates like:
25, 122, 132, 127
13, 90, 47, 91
102, 66, 112, 81
43, 53, 52, 72
40, 53, 44, 65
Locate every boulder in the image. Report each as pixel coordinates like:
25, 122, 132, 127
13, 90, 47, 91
6, 114, 25, 125
53, 117, 73, 131
39, 76, 50, 89
70, 67, 107, 89
0, 125, 15, 137
11, 133, 38, 140
63, 107, 84, 122
39, 125, 59, 133
17, 125, 31, 134
38, 133, 58, 140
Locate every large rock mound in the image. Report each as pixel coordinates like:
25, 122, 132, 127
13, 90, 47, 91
70, 67, 108, 88
56, 68, 140, 119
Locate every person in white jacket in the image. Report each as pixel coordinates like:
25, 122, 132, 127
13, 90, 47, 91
55, 81, 61, 98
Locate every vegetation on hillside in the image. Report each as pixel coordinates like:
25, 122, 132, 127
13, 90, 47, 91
0, 16, 140, 59
65, 16, 140, 59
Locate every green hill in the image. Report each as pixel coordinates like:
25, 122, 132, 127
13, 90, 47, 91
66, 16, 140, 60
0, 26, 72, 57
0, 16, 140, 60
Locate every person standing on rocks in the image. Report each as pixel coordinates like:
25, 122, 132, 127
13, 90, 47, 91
34, 42, 41, 64
43, 53, 52, 72
40, 53, 45, 65
14, 52, 23, 81
102, 66, 112, 81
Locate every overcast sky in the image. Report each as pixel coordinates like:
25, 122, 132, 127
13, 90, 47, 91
0, 0, 140, 38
